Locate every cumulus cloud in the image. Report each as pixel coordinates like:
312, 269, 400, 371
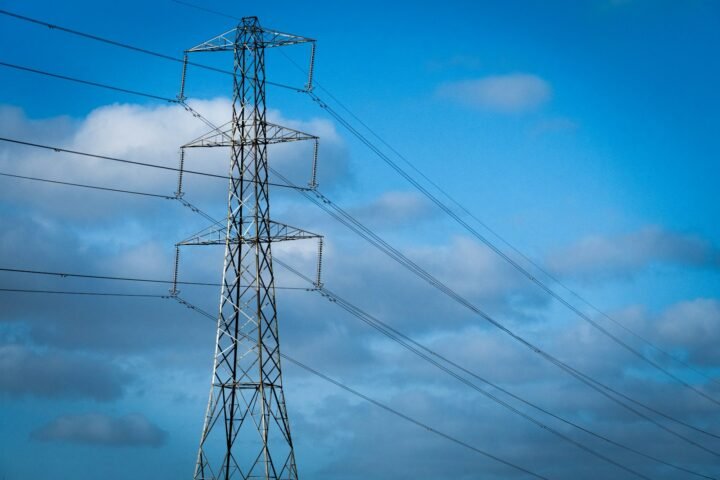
0, 344, 132, 401
2, 100, 718, 480
436, 74, 551, 113
348, 191, 434, 227
0, 100, 348, 218
546, 226, 720, 281
31, 413, 167, 447
656, 298, 720, 365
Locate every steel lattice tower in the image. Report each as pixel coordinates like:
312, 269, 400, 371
178, 17, 318, 480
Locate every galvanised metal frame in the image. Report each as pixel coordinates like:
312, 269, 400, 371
182, 16, 316, 480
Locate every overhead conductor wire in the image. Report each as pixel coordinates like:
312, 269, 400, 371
1, 10, 718, 469
2, 55, 716, 457
2, 5, 715, 408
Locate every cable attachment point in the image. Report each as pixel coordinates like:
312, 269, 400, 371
175, 148, 186, 198
305, 42, 316, 92
309, 139, 319, 190
178, 52, 189, 101
170, 245, 181, 297
314, 237, 324, 290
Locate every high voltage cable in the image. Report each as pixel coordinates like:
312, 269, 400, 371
0, 287, 168, 297
0, 9, 304, 93
171, 0, 240, 21
4, 83, 717, 455
274, 40, 720, 391
159, 1, 720, 450
0, 267, 312, 291
4, 156, 716, 455
272, 6, 720, 395
167, 0, 719, 391
0, 137, 308, 191
0, 171, 176, 199
4, 8, 716, 476
274, 260, 717, 480
1, 4, 714, 403
0, 277, 550, 479
317, 82, 720, 390
0, 61, 175, 102
307, 93, 720, 408
41, 69, 720, 450
0, 62, 714, 452
172, 295, 553, 480
2, 164, 717, 475
277, 173, 720, 455
1, 39, 716, 456
1, 262, 715, 478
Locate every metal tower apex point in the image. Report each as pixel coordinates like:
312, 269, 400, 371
186, 17, 314, 53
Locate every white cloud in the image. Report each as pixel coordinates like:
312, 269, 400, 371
546, 226, 720, 281
656, 298, 720, 365
31, 413, 167, 447
0, 344, 132, 400
348, 191, 433, 227
437, 74, 551, 113
0, 100, 348, 218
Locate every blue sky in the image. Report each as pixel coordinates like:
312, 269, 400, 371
1, 1, 719, 479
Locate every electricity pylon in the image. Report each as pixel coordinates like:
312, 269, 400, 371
177, 17, 318, 480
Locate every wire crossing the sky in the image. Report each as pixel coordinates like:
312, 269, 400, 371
2, 261, 715, 478
173, 0, 720, 394
0, 277, 550, 479
1, 62, 714, 454
1, 151, 716, 473
0, 67, 714, 452
172, 295, 553, 480
1, 9, 718, 476
2, 5, 715, 407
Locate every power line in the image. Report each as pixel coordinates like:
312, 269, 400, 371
3, 36, 715, 458
0, 274, 550, 478
0, 267, 313, 291
0, 60, 175, 102
3, 144, 715, 453
268, 9, 720, 397
0, 136, 308, 190
310, 86, 720, 391
307, 93, 720, 408
3, 58, 713, 453
3, 3, 713, 399
275, 44, 719, 388
171, 0, 240, 21
0, 287, 168, 297
0, 171, 175, 199
2, 257, 715, 477
0, 8, 305, 93
274, 260, 717, 480
161, 2, 720, 464
6, 7, 715, 475
173, 104, 720, 454
3, 161, 718, 471
172, 295, 553, 480
269, 170, 720, 456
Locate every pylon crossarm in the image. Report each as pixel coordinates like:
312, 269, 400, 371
187, 24, 313, 53
178, 220, 320, 246
183, 121, 317, 148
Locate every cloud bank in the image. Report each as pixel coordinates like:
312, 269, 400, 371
437, 74, 551, 113
546, 226, 720, 281
31, 413, 167, 447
